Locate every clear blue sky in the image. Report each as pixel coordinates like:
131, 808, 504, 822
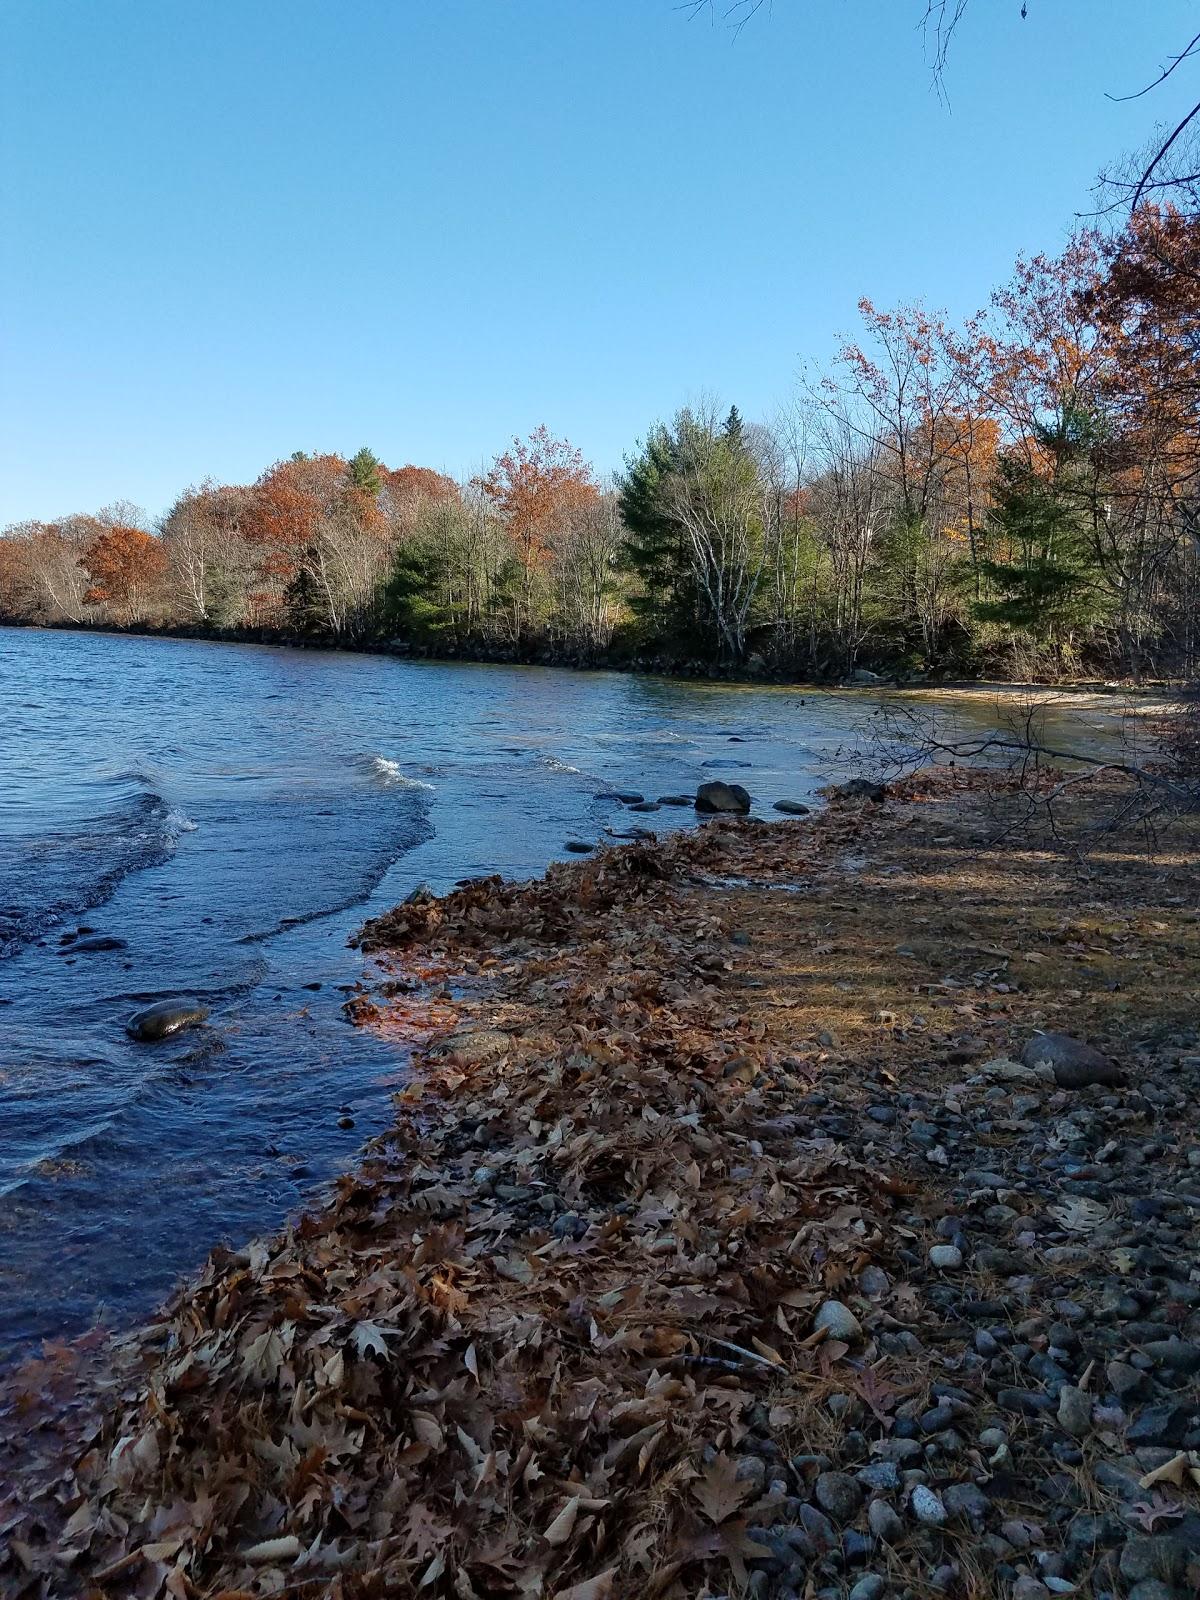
1, 1, 1195, 525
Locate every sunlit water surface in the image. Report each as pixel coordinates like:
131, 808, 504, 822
0, 627, 1137, 1358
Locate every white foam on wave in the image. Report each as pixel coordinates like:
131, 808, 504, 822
165, 808, 199, 834
369, 756, 436, 791
539, 754, 582, 775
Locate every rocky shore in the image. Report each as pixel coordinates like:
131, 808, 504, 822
3, 767, 1199, 1599
6, 615, 1190, 694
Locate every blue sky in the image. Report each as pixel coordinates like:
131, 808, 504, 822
1, 0, 1195, 524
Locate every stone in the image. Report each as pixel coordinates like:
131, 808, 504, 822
627, 801, 661, 812
695, 780, 751, 814
61, 933, 127, 953
1119, 1534, 1189, 1585
797, 1503, 837, 1550
848, 668, 882, 684
1107, 1361, 1149, 1400
848, 1578, 885, 1600
1127, 1582, 1177, 1600
126, 999, 209, 1041
437, 1029, 512, 1064
814, 1471, 862, 1522
929, 1244, 963, 1270
610, 791, 644, 804
1020, 1032, 1124, 1089
831, 777, 886, 802
403, 881, 437, 904
910, 1485, 947, 1526
656, 795, 694, 806
564, 840, 594, 853
1057, 1385, 1093, 1439
1127, 1403, 1189, 1447
941, 1482, 990, 1528
1011, 1581, 1051, 1600
1141, 1340, 1200, 1375
868, 1498, 904, 1543
855, 1462, 900, 1493
812, 1299, 863, 1343
773, 800, 811, 815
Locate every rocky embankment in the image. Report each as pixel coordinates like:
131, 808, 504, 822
2, 767, 1199, 1599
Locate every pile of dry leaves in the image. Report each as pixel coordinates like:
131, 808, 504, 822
3, 812, 922, 1599
5, 767, 1199, 1599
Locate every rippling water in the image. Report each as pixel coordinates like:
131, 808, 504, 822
0, 628, 1133, 1359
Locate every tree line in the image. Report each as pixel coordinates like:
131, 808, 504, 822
2, 205, 1197, 681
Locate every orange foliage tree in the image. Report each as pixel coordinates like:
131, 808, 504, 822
379, 465, 460, 541
478, 426, 598, 639
243, 454, 388, 633
79, 526, 168, 622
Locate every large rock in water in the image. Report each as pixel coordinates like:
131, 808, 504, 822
126, 1000, 209, 1042
695, 780, 751, 814
1020, 1031, 1124, 1089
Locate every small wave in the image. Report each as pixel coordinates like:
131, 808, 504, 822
538, 755, 582, 775
0, 787, 190, 960
366, 756, 436, 791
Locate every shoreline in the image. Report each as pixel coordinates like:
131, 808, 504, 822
2, 615, 1192, 700
4, 769, 1200, 1597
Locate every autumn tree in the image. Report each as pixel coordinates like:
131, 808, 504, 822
478, 427, 599, 642
379, 464, 460, 543
244, 453, 388, 635
160, 482, 255, 625
79, 524, 169, 622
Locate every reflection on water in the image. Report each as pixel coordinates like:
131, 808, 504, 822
0, 628, 1142, 1357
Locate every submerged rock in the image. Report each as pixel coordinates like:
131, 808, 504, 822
564, 840, 595, 854
773, 799, 811, 815
126, 1000, 209, 1042
657, 794, 694, 807
61, 934, 128, 953
695, 780, 751, 814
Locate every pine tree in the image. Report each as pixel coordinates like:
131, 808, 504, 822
618, 427, 695, 641
973, 407, 1110, 659
347, 447, 383, 496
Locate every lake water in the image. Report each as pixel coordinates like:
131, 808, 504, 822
0, 627, 1138, 1359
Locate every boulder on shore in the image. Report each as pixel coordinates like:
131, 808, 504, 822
1021, 1031, 1124, 1089
695, 780, 751, 815
829, 778, 887, 803
127, 1000, 209, 1042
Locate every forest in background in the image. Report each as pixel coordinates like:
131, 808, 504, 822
2, 203, 1198, 682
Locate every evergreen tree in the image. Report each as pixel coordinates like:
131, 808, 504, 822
347, 447, 383, 496
618, 426, 696, 640
974, 407, 1109, 658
